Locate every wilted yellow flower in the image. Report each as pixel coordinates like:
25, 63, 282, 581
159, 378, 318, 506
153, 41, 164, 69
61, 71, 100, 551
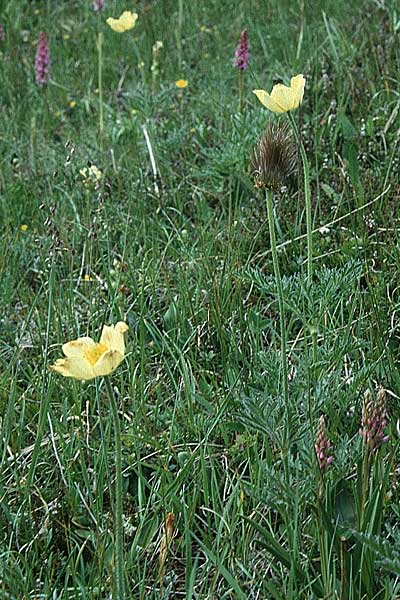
20, 224, 28, 232
106, 11, 138, 33
253, 74, 305, 113
175, 79, 188, 89
50, 322, 129, 380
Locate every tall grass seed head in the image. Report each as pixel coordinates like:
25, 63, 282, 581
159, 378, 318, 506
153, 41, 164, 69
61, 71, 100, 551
251, 121, 297, 190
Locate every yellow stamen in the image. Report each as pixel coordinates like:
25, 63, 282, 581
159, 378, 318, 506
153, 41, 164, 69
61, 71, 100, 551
84, 343, 108, 365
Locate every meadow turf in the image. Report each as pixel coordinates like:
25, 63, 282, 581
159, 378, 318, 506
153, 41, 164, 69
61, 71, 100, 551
1, 0, 400, 598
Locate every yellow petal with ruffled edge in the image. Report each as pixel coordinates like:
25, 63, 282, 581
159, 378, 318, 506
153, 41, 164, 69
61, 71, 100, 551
49, 356, 95, 380
93, 349, 124, 377
106, 11, 138, 33
62, 337, 96, 357
99, 322, 128, 355
253, 89, 287, 113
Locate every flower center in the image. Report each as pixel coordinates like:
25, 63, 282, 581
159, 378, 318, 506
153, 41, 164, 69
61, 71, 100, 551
84, 343, 108, 366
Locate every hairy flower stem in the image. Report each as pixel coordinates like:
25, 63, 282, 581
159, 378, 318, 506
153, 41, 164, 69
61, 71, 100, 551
105, 377, 125, 600
288, 112, 317, 391
266, 189, 289, 408
97, 21, 104, 150
288, 112, 312, 285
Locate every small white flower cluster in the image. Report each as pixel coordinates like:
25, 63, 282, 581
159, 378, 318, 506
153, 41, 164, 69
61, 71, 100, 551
79, 164, 102, 186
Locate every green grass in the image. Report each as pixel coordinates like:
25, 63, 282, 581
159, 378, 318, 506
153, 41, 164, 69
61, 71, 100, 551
1, 0, 400, 598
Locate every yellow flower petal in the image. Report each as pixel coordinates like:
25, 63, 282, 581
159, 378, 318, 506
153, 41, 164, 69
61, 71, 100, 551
100, 322, 129, 356
106, 11, 138, 33
49, 357, 95, 380
253, 89, 286, 113
62, 337, 96, 357
253, 74, 306, 113
20, 224, 28, 232
93, 349, 124, 377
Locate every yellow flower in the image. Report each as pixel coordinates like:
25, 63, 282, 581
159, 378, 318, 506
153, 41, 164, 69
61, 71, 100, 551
50, 322, 129, 380
83, 274, 93, 282
253, 74, 305, 113
69, 100, 77, 108
106, 11, 138, 33
20, 224, 28, 232
175, 79, 188, 89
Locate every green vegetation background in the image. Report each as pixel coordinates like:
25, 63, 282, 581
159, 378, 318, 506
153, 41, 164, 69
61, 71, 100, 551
0, 0, 399, 598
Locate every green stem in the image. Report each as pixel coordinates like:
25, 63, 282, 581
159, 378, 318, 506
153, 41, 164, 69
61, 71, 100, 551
288, 112, 312, 285
26, 260, 55, 493
288, 111, 316, 400
238, 70, 243, 112
360, 448, 370, 529
98, 25, 104, 150
177, 0, 183, 70
266, 189, 289, 407
105, 377, 125, 600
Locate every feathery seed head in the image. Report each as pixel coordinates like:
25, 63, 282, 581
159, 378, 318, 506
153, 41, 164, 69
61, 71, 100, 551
251, 121, 297, 190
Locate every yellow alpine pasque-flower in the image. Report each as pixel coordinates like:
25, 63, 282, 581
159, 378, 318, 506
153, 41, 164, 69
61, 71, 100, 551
106, 11, 138, 33
50, 322, 129, 380
253, 74, 305, 113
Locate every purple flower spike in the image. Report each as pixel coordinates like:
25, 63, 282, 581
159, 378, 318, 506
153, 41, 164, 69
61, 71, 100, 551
0, 24, 5, 43
233, 29, 249, 71
93, 0, 105, 13
360, 387, 389, 452
35, 32, 50, 87
315, 415, 334, 471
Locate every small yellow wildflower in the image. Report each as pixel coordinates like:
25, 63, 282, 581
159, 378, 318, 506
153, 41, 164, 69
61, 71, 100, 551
253, 74, 305, 113
175, 79, 188, 89
20, 224, 28, 232
69, 100, 77, 108
106, 11, 138, 33
49, 322, 129, 380
83, 274, 93, 282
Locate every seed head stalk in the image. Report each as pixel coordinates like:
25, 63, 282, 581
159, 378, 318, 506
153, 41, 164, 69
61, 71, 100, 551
287, 111, 312, 285
105, 377, 125, 599
265, 189, 289, 407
